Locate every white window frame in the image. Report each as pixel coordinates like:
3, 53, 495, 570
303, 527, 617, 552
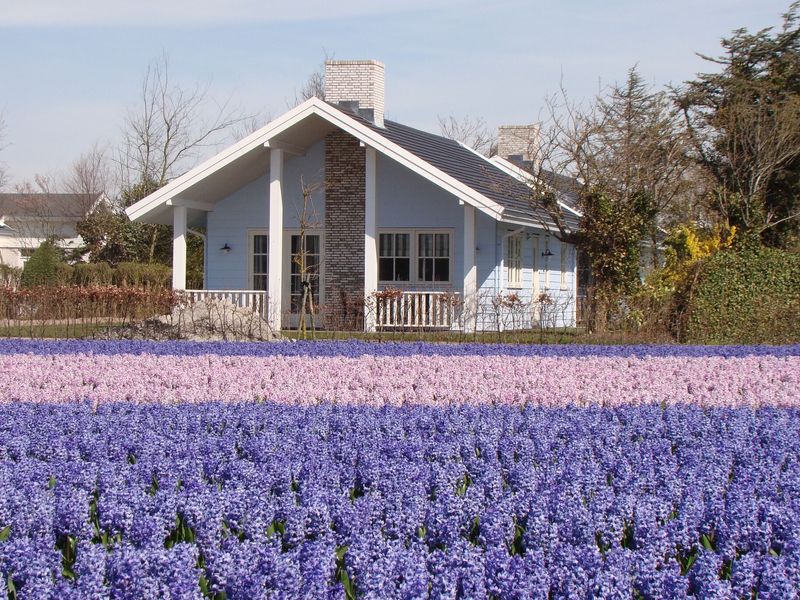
377, 231, 412, 284
247, 229, 269, 291
560, 242, 569, 290
506, 234, 523, 289
377, 228, 454, 286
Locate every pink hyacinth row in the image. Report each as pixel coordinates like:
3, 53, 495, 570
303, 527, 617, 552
1, 352, 798, 408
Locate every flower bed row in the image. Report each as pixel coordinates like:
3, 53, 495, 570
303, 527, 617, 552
1, 403, 798, 599
1, 349, 797, 408
2, 339, 800, 358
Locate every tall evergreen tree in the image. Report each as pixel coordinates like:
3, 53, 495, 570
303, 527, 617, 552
676, 3, 800, 247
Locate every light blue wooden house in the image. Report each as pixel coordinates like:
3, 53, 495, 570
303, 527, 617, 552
127, 60, 581, 332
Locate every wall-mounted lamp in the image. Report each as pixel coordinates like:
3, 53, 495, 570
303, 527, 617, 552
220, 243, 232, 254
541, 248, 554, 257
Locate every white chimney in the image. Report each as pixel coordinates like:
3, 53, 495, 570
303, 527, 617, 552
497, 124, 539, 162
324, 60, 385, 127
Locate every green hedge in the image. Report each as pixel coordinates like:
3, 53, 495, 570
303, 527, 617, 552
73, 262, 114, 286
113, 262, 171, 288
684, 248, 800, 344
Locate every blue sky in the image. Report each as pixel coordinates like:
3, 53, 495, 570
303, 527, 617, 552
0, 0, 792, 186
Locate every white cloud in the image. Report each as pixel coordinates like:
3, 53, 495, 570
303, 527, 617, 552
0, 0, 471, 27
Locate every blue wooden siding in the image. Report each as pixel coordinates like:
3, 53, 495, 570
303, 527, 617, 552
206, 141, 325, 289
376, 153, 464, 291
203, 140, 576, 328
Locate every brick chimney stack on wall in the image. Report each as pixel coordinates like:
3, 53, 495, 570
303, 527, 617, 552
324, 60, 385, 127
497, 124, 539, 163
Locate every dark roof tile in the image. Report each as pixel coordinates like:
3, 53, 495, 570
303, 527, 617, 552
335, 105, 557, 223
0, 193, 99, 219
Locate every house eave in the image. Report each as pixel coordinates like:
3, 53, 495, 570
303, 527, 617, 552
126, 97, 506, 224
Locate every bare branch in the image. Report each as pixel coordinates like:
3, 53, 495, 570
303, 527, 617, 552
64, 144, 112, 212
289, 50, 334, 108
438, 115, 497, 157
118, 53, 249, 197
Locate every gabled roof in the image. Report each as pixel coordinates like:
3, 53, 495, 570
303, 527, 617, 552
125, 97, 567, 229
0, 193, 101, 219
340, 108, 545, 223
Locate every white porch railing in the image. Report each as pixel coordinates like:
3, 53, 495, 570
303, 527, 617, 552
375, 291, 461, 330
184, 289, 269, 320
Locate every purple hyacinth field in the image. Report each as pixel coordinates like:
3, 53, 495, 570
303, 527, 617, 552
1, 341, 799, 599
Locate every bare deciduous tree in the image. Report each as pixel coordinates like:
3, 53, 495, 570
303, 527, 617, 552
117, 54, 248, 264
527, 70, 691, 243
65, 144, 111, 212
508, 69, 692, 331
438, 115, 497, 157
293, 175, 324, 339
118, 53, 247, 196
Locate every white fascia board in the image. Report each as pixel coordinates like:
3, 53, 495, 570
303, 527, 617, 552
127, 97, 504, 223
490, 155, 583, 218
498, 212, 575, 234
166, 198, 216, 212
125, 98, 322, 222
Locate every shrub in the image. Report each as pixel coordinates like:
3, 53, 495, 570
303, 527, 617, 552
20, 241, 65, 287
681, 247, 800, 344
55, 262, 74, 285
0, 285, 178, 325
73, 262, 114, 286
114, 262, 171, 288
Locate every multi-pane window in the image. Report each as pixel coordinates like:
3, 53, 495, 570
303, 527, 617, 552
507, 234, 522, 288
378, 233, 411, 282
251, 234, 268, 291
290, 234, 321, 313
418, 232, 450, 282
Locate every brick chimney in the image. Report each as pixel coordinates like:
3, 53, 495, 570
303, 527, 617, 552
497, 124, 538, 163
324, 60, 385, 127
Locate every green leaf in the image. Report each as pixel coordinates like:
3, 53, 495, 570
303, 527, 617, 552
700, 533, 714, 551
48, 475, 57, 490
8, 572, 17, 599
335, 546, 356, 600
0, 525, 11, 541
455, 472, 472, 497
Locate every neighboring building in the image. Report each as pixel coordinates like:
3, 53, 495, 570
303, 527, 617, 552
126, 60, 581, 332
0, 193, 102, 269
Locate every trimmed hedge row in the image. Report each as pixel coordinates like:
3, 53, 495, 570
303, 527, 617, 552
683, 248, 800, 344
21, 257, 171, 289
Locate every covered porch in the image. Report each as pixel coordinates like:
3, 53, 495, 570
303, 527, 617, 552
166, 131, 479, 333
127, 98, 491, 333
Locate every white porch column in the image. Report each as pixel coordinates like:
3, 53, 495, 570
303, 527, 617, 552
463, 204, 477, 333
364, 147, 378, 332
172, 204, 187, 290
268, 148, 284, 332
